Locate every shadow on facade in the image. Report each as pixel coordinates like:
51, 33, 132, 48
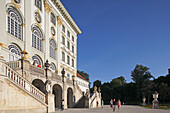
67, 88, 73, 108
53, 84, 62, 109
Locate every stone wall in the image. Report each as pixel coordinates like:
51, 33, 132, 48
0, 76, 47, 113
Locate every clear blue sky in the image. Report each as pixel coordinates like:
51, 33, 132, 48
60, 0, 170, 84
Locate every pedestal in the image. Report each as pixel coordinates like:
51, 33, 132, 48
46, 93, 55, 112
142, 102, 146, 106
152, 99, 159, 109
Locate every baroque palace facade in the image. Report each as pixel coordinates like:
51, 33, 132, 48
0, 0, 101, 113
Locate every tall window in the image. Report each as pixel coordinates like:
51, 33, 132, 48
72, 59, 74, 67
7, 7, 23, 40
67, 41, 70, 49
72, 46, 74, 53
51, 12, 56, 25
67, 55, 70, 65
50, 39, 56, 59
62, 36, 65, 45
62, 52, 65, 62
67, 31, 70, 37
72, 36, 74, 42
32, 26, 43, 52
8, 44, 21, 61
62, 25, 65, 32
35, 0, 42, 10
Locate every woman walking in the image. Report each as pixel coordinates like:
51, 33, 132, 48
117, 99, 121, 112
110, 99, 113, 109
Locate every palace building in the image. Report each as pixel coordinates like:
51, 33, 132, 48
1, 0, 81, 81
0, 0, 101, 112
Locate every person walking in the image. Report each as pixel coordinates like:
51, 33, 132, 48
110, 99, 113, 109
96, 101, 99, 108
117, 99, 121, 112
101, 100, 104, 108
61, 99, 64, 111
112, 99, 116, 112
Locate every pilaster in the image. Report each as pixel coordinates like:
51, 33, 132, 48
57, 16, 62, 75
44, 2, 51, 61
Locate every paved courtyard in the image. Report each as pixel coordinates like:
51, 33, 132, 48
53, 105, 170, 113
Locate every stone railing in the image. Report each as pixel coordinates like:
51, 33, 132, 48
3, 62, 46, 103
6, 60, 21, 70
51, 72, 62, 81
89, 92, 97, 108
30, 65, 45, 77
75, 82, 83, 94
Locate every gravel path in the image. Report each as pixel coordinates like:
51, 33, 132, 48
52, 105, 169, 113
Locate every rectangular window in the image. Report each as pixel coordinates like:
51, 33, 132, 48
67, 55, 70, 65
72, 59, 74, 67
62, 52, 65, 62
62, 36, 65, 45
51, 12, 56, 26
67, 41, 70, 49
67, 31, 70, 37
72, 46, 74, 53
72, 36, 74, 42
35, 0, 42, 10
62, 25, 65, 33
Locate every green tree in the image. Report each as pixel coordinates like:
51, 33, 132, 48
131, 64, 153, 83
93, 80, 102, 89
77, 70, 89, 81
131, 64, 153, 102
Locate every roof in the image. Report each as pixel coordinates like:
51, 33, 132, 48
77, 73, 89, 82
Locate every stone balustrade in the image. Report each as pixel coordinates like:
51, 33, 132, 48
4, 63, 45, 103
6, 60, 21, 69
30, 65, 45, 77
51, 72, 62, 81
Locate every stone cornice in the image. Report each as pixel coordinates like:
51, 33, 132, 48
51, 0, 82, 35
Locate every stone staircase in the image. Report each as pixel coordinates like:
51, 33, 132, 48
0, 60, 47, 112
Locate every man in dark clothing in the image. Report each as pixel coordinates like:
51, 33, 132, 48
113, 99, 116, 112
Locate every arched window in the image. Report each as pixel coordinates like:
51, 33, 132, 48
8, 44, 21, 61
50, 63, 56, 73
51, 12, 56, 26
32, 26, 43, 52
50, 39, 56, 59
7, 7, 23, 40
35, 0, 42, 11
32, 55, 42, 68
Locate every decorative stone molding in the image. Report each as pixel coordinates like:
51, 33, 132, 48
0, 42, 8, 49
57, 16, 62, 26
44, 0, 51, 14
26, 54, 32, 59
11, 0, 21, 9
